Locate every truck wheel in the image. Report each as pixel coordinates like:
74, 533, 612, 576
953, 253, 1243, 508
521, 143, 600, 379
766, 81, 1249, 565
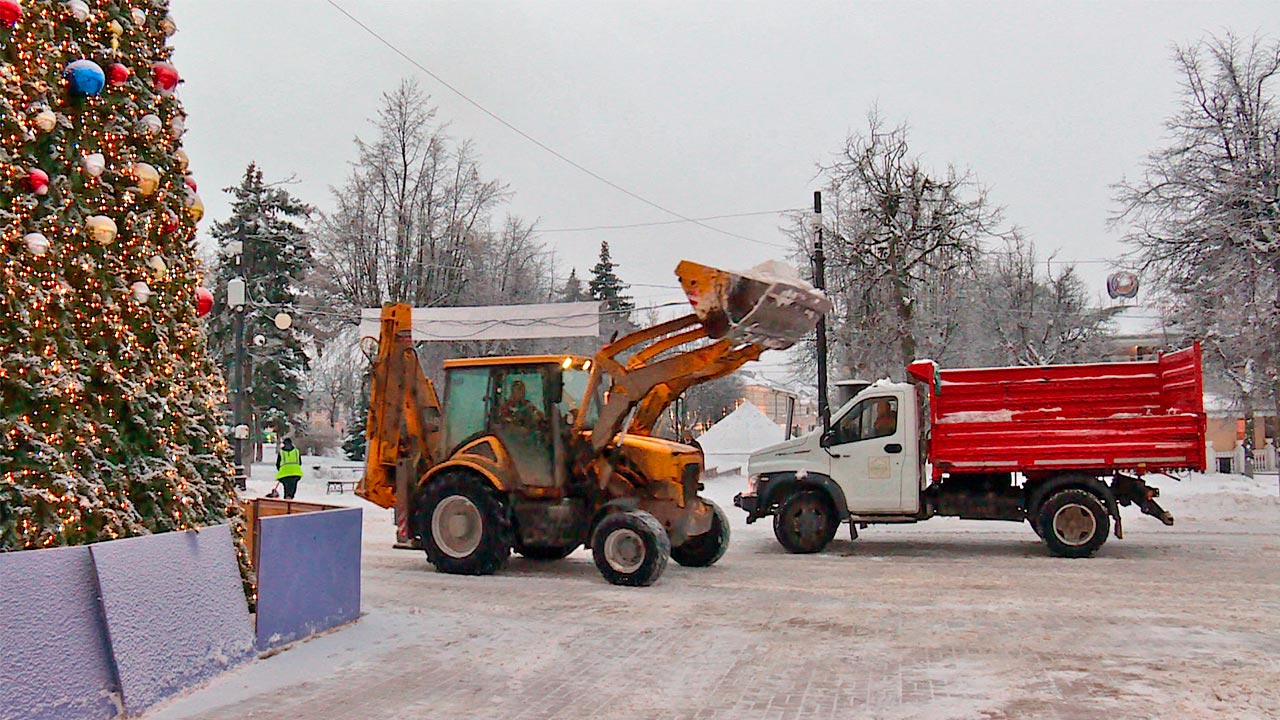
1038, 488, 1110, 558
516, 543, 579, 561
773, 490, 838, 553
671, 501, 730, 567
591, 510, 670, 586
416, 473, 512, 575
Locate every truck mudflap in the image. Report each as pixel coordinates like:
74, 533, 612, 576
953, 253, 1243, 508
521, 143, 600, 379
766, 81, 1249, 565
1112, 474, 1175, 527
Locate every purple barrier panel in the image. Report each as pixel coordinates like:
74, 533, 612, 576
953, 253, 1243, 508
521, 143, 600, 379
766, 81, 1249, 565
255, 507, 362, 650
89, 525, 255, 716
0, 545, 120, 720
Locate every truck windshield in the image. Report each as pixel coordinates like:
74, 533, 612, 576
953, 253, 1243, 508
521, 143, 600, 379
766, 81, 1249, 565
562, 369, 601, 427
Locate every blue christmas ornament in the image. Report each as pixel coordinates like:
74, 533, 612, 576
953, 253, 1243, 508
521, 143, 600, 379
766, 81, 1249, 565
64, 59, 106, 96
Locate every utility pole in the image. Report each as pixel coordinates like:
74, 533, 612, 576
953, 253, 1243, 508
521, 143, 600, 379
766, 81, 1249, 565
227, 241, 248, 490
812, 191, 830, 435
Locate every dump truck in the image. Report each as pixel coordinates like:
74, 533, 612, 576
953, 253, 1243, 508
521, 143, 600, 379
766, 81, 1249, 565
736, 345, 1206, 557
358, 260, 830, 586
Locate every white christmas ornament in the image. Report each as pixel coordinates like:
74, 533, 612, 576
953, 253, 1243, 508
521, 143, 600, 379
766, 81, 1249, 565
147, 255, 167, 278
130, 8, 145, 25
81, 152, 105, 177
170, 115, 185, 137
159, 14, 177, 35
86, 215, 118, 245
131, 281, 152, 303
138, 113, 162, 135
24, 232, 50, 256
66, 0, 89, 21
273, 312, 293, 330
33, 108, 56, 132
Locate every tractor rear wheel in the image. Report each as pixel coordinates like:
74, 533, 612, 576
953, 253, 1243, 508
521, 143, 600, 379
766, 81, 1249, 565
591, 510, 670, 586
773, 490, 838, 553
671, 501, 730, 567
416, 472, 512, 575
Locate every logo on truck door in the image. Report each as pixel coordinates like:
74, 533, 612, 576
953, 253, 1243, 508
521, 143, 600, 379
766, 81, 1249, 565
868, 456, 892, 479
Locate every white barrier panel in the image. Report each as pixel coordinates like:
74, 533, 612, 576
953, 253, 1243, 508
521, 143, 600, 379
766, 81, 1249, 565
358, 301, 601, 342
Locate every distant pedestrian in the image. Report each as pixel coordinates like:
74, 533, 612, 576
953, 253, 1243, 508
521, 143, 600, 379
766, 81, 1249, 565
276, 437, 303, 499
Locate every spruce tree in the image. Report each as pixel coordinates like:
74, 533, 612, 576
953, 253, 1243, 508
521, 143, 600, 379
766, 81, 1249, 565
341, 390, 368, 461
208, 164, 311, 449
559, 267, 587, 302
1, 2, 237, 549
588, 241, 634, 316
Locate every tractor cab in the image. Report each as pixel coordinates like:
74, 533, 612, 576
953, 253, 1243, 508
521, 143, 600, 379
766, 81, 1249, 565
441, 356, 599, 489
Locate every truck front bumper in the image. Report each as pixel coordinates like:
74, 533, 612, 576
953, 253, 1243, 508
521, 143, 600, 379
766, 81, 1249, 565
733, 492, 762, 524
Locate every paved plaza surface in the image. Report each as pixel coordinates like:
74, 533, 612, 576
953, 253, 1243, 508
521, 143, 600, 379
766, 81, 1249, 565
152, 471, 1280, 720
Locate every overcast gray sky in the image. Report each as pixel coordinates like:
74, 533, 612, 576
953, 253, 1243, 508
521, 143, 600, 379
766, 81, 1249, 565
171, 0, 1277, 313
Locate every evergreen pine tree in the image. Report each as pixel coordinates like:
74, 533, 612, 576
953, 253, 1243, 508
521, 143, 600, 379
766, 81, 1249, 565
0, 3, 237, 550
341, 390, 368, 461
559, 267, 587, 302
208, 164, 312, 447
587, 241, 634, 315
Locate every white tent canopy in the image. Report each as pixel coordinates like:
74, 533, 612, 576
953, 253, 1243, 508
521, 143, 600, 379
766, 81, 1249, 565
696, 402, 784, 475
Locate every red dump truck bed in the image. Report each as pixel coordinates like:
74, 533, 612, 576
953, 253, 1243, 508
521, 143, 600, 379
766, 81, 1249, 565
907, 344, 1206, 480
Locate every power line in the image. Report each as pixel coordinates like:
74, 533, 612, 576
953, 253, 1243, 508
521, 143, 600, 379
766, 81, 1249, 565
540, 208, 804, 233
324, 1, 791, 251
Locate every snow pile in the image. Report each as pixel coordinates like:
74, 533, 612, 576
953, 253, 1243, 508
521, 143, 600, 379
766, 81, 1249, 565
696, 402, 785, 475
739, 259, 816, 292
938, 410, 1014, 424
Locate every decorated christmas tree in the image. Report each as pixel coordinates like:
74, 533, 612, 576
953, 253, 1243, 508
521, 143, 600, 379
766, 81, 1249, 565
0, 1, 238, 551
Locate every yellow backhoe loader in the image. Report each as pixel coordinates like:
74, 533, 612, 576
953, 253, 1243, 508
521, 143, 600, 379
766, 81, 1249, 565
357, 260, 830, 586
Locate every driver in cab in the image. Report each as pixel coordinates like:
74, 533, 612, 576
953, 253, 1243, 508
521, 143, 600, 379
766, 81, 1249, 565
498, 379, 544, 431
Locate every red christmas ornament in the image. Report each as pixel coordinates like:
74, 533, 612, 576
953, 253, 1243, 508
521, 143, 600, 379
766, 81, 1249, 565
183, 176, 197, 192
151, 62, 180, 93
107, 63, 130, 85
0, 1, 21, 27
26, 167, 49, 195
162, 211, 180, 234
196, 287, 214, 317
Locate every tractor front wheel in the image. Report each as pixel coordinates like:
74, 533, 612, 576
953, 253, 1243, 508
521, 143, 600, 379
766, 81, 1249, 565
416, 473, 512, 575
671, 501, 730, 567
591, 510, 670, 586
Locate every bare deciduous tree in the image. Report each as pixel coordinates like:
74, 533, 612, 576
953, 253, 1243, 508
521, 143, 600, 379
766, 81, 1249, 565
1114, 32, 1280, 422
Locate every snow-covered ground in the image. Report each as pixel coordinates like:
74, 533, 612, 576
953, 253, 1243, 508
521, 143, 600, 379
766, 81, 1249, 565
148, 459, 1280, 720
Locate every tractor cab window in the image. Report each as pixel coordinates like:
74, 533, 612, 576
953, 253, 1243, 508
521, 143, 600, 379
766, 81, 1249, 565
443, 367, 491, 451
830, 396, 898, 445
561, 368, 601, 427
492, 366, 555, 487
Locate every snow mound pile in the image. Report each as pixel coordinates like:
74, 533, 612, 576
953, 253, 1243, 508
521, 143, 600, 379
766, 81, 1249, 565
696, 402, 785, 456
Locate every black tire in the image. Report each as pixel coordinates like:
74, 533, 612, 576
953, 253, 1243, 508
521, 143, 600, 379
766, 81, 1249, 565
1037, 488, 1110, 558
671, 501, 730, 567
590, 510, 670, 586
515, 542, 579, 561
415, 472, 512, 575
773, 490, 838, 553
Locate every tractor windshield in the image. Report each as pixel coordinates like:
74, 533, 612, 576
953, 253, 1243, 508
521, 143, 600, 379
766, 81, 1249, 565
562, 368, 602, 427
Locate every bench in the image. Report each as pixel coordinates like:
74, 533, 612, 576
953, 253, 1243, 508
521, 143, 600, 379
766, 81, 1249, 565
326, 480, 359, 495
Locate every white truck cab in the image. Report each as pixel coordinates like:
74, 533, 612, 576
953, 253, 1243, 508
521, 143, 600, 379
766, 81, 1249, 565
737, 382, 925, 552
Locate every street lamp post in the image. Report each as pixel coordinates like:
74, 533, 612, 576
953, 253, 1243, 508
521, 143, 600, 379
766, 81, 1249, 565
226, 240, 248, 490
812, 191, 830, 435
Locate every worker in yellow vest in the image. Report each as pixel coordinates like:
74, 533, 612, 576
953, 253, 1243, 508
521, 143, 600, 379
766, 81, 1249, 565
275, 437, 303, 499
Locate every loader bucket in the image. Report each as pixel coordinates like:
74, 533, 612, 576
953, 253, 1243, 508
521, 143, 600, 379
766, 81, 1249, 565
676, 260, 832, 350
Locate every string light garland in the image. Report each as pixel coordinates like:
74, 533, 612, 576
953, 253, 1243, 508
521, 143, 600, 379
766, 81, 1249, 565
1, 0, 250, 592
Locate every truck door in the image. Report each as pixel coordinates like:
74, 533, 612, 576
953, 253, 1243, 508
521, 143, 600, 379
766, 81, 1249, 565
826, 392, 915, 513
